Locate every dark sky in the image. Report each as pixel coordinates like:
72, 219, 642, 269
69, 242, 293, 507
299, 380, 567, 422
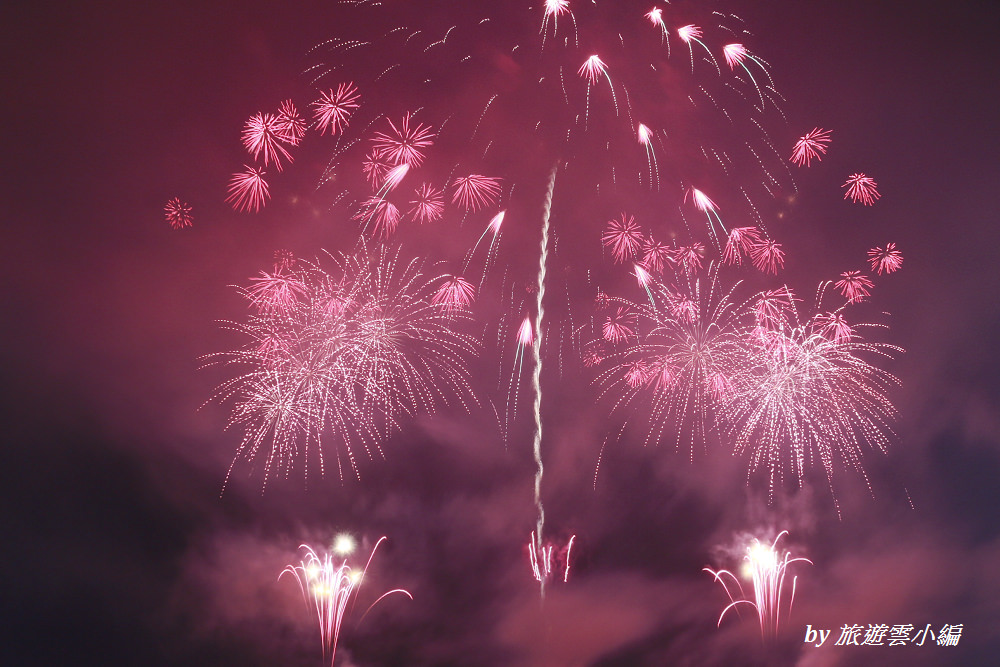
3, 1, 1000, 665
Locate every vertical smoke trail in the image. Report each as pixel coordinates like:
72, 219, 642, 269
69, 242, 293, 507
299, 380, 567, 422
533, 165, 556, 599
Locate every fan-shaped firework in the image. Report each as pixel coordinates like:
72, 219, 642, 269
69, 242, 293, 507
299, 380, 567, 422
868, 243, 903, 275
704, 531, 811, 640
281, 537, 412, 666
204, 245, 477, 485
226, 166, 270, 212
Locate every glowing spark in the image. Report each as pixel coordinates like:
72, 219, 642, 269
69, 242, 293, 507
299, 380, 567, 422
749, 239, 785, 275
528, 532, 576, 584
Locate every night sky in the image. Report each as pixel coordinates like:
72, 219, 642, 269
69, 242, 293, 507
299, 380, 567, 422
4, 1, 1000, 665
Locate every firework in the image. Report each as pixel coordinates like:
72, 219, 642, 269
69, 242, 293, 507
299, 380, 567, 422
602, 306, 636, 344
790, 128, 832, 167
749, 239, 785, 275
370, 113, 435, 168
834, 270, 874, 303
528, 532, 576, 584
602, 213, 644, 264
867, 243, 903, 275
226, 166, 270, 212
408, 183, 445, 224
281, 537, 412, 665
704, 531, 811, 640
722, 227, 762, 267
164, 197, 193, 229
723, 298, 899, 497
276, 99, 307, 146
312, 83, 360, 136
842, 173, 880, 205
204, 245, 477, 485
596, 264, 749, 455
431, 276, 476, 315
242, 112, 294, 171
450, 175, 502, 212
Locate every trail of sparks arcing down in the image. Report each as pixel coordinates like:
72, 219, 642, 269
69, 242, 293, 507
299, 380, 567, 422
528, 531, 576, 584
532, 165, 556, 599
281, 536, 412, 666
704, 531, 811, 641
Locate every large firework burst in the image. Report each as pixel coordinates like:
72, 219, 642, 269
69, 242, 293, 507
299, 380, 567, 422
204, 245, 477, 486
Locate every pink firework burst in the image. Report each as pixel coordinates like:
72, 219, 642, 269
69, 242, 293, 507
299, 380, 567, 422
677, 24, 703, 44
722, 43, 749, 69
578, 54, 609, 85
750, 239, 785, 275
241, 112, 293, 171
675, 243, 705, 274
354, 197, 401, 238
248, 271, 308, 315
790, 128, 832, 167
276, 99, 306, 146
754, 288, 798, 327
641, 235, 674, 275
450, 175, 501, 212
226, 166, 270, 212
370, 113, 435, 167
408, 183, 445, 224
362, 150, 392, 190
164, 197, 193, 229
312, 82, 360, 136
834, 271, 874, 303
625, 360, 652, 388
815, 312, 853, 344
381, 163, 410, 192
633, 263, 654, 288
867, 243, 903, 275
842, 173, 880, 205
602, 307, 637, 344
602, 213, 644, 263
723, 227, 762, 266
671, 297, 699, 324
687, 187, 718, 213
432, 276, 476, 315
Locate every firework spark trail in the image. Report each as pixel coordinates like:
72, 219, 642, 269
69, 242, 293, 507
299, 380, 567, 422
704, 531, 811, 641
532, 165, 556, 599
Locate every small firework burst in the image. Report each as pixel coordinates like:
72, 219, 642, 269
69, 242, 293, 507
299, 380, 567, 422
842, 173, 880, 205
450, 174, 502, 212
241, 112, 294, 171
370, 113, 435, 168
226, 166, 270, 212
867, 243, 903, 275
431, 276, 476, 315
749, 239, 785, 275
164, 197, 193, 229
834, 270, 874, 303
602, 213, 644, 263
408, 183, 445, 224
312, 82, 360, 136
790, 128, 832, 167
528, 532, 576, 584
722, 227, 762, 266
